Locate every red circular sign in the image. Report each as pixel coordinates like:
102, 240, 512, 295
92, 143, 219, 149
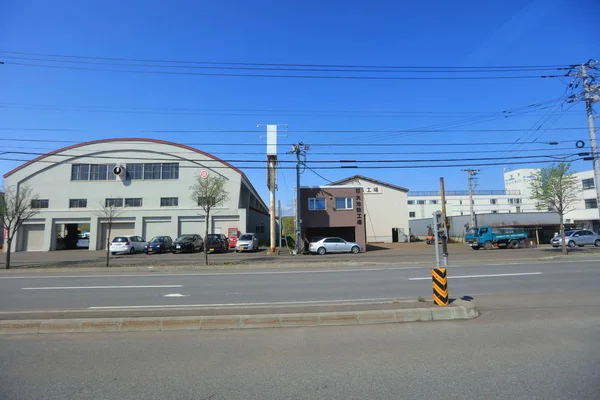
200, 169, 209, 179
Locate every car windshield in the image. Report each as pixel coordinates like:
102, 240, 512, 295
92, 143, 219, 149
177, 235, 194, 241
149, 237, 164, 243
239, 235, 253, 240
466, 228, 478, 235
112, 237, 129, 242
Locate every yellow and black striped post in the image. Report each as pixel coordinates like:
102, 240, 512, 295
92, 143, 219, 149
432, 268, 449, 306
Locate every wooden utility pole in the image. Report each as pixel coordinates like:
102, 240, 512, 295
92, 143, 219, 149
440, 177, 449, 267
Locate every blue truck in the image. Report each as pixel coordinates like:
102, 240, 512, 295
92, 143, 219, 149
464, 226, 528, 250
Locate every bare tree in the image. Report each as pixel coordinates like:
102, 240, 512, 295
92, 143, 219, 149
0, 185, 39, 269
529, 163, 579, 255
190, 174, 229, 265
93, 201, 125, 268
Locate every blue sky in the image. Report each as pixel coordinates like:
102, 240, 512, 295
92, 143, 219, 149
1, 0, 598, 214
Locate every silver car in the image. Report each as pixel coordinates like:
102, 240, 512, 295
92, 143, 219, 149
551, 230, 600, 248
309, 237, 362, 255
235, 233, 259, 252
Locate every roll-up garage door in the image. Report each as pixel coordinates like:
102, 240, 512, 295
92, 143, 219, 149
21, 224, 45, 251
143, 220, 170, 242
178, 217, 205, 238
99, 222, 135, 249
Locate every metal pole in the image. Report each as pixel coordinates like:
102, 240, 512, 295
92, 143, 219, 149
440, 177, 449, 267
433, 212, 441, 268
278, 200, 282, 248
582, 63, 600, 224
295, 146, 302, 254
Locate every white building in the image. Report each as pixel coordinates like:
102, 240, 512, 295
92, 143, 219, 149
330, 175, 409, 243
2, 138, 270, 252
407, 189, 524, 221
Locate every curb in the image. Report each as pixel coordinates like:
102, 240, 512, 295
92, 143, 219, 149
0, 301, 478, 334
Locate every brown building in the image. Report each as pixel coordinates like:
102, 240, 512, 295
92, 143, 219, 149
299, 185, 366, 252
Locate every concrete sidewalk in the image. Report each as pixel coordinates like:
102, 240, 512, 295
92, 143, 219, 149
0, 299, 478, 334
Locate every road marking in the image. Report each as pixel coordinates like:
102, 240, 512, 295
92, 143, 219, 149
1, 266, 423, 280
87, 297, 415, 310
408, 272, 542, 281
21, 285, 183, 290
163, 293, 188, 297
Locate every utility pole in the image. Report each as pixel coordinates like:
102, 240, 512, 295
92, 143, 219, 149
278, 199, 282, 248
582, 62, 600, 223
462, 169, 479, 228
265, 125, 278, 255
439, 177, 448, 267
288, 143, 309, 254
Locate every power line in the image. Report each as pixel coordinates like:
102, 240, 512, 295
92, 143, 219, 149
0, 50, 574, 70
3, 62, 562, 80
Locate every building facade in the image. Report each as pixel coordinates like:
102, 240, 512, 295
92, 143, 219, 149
2, 138, 269, 252
299, 186, 366, 251
330, 175, 409, 243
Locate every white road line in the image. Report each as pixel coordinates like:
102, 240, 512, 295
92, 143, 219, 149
0, 266, 422, 280
21, 285, 183, 290
87, 297, 415, 310
408, 272, 542, 281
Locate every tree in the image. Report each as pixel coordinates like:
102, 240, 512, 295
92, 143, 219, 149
529, 163, 579, 255
0, 185, 39, 269
93, 201, 124, 268
190, 174, 229, 266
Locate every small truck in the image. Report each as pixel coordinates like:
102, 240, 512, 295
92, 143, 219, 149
464, 225, 528, 250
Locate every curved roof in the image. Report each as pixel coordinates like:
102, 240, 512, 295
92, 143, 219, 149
2, 137, 266, 208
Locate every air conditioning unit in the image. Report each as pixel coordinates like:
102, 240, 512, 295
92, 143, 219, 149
112, 165, 126, 180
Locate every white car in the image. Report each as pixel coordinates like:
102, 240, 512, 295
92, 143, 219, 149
110, 235, 147, 255
309, 237, 362, 255
235, 233, 259, 252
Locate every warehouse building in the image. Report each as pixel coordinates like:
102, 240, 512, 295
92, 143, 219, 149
2, 138, 269, 252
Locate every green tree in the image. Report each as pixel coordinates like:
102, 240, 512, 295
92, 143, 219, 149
529, 163, 579, 255
190, 173, 230, 266
0, 185, 39, 269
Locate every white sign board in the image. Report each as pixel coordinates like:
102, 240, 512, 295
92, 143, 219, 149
267, 125, 277, 156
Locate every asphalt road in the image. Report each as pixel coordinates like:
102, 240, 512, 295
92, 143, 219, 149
0, 259, 598, 314
1, 291, 599, 400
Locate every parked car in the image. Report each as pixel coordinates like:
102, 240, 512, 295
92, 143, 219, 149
235, 233, 259, 252
110, 235, 147, 255
551, 230, 600, 248
309, 237, 362, 255
172, 234, 203, 253
205, 234, 228, 253
144, 236, 173, 254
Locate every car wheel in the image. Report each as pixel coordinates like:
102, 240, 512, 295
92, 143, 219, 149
595, 239, 600, 247
350, 246, 360, 254
483, 241, 493, 250
509, 239, 520, 249
111, 252, 117, 255
568, 240, 576, 248
317, 247, 326, 255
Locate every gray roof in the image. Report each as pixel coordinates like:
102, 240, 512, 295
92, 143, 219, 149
329, 175, 409, 193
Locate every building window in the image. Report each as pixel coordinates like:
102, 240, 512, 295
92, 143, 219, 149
429, 200, 438, 204
459, 200, 463, 205
105, 198, 123, 208
516, 206, 521, 213
161, 163, 179, 179
90, 164, 108, 181
490, 199, 497, 204
126, 163, 143, 180
125, 198, 143, 207
509, 198, 521, 204
407, 200, 414, 205
144, 163, 162, 180
582, 178, 595, 190
31, 199, 49, 209
255, 225, 265, 234
69, 199, 87, 208
409, 211, 416, 218
417, 200, 425, 205
71, 164, 90, 181
585, 199, 598, 209
308, 198, 326, 210
335, 197, 353, 210
160, 197, 178, 207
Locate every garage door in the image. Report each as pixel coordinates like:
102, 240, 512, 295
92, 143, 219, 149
99, 222, 135, 250
21, 224, 45, 251
178, 217, 205, 238
143, 221, 171, 242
